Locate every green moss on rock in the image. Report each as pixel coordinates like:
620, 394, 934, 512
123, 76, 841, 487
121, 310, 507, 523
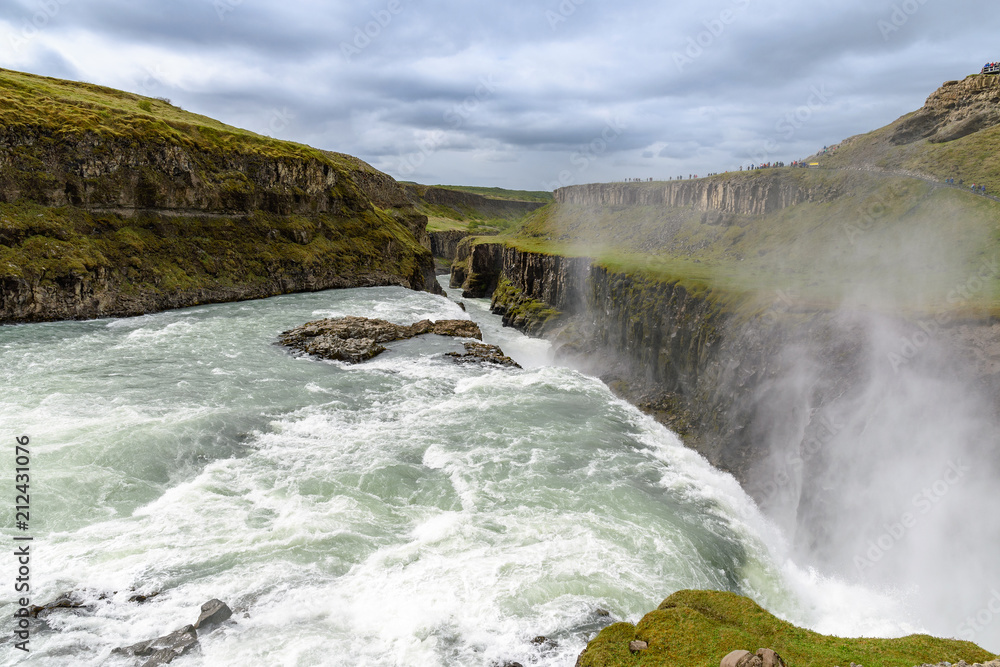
490, 276, 562, 334
579, 590, 996, 667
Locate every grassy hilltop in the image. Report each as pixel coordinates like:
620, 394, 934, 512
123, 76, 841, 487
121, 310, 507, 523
0, 67, 369, 167
0, 68, 437, 322
505, 169, 1000, 319
578, 590, 996, 667
473, 74, 1000, 322
402, 182, 550, 233
813, 73, 1000, 193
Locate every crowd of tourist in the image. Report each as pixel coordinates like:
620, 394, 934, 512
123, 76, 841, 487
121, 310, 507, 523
742, 162, 790, 170
943, 178, 989, 196
618, 171, 991, 198
981, 62, 1000, 74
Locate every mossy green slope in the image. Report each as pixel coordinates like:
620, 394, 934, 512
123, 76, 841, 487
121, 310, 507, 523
403, 182, 548, 233
0, 68, 437, 322
579, 590, 996, 667
506, 169, 1000, 320
815, 73, 1000, 193
0, 67, 370, 168
429, 184, 553, 204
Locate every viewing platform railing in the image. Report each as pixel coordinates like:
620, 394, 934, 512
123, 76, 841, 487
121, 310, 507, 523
982, 64, 1000, 74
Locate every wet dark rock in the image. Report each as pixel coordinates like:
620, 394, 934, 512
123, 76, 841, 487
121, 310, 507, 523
113, 599, 232, 666
446, 341, 521, 368
280, 315, 519, 367
193, 599, 232, 631
141, 647, 188, 667
30, 589, 163, 618
278, 316, 483, 363
530, 635, 559, 653
27, 593, 90, 618
114, 624, 197, 660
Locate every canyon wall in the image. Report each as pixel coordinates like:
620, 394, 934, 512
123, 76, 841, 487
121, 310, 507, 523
554, 170, 828, 216
466, 178, 1000, 574
0, 127, 439, 323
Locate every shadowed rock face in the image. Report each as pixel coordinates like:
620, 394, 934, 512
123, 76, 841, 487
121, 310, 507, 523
278, 316, 487, 363
0, 125, 442, 323
890, 75, 1000, 145
429, 230, 474, 260
552, 174, 814, 216
0, 70, 441, 324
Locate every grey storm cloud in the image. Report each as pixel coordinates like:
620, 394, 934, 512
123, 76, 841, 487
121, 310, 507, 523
4, 0, 1000, 188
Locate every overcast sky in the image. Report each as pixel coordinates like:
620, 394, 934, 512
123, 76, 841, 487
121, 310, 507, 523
2, 0, 999, 190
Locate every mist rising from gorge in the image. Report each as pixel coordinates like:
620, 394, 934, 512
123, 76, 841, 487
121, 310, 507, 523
543, 177, 1000, 651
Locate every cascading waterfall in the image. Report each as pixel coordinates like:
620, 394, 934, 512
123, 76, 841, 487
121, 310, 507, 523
0, 281, 931, 666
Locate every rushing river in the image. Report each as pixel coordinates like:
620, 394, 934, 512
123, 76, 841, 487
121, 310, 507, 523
0, 278, 923, 666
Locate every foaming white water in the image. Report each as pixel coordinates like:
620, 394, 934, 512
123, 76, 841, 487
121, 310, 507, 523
0, 284, 947, 666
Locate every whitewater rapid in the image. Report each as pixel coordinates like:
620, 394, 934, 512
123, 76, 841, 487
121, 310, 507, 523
0, 279, 927, 666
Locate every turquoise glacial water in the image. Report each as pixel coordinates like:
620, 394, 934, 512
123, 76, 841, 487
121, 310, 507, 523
0, 280, 921, 666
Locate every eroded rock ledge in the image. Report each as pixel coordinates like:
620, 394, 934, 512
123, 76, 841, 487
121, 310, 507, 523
278, 315, 519, 367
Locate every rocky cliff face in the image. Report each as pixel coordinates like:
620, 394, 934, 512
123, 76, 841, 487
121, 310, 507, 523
448, 237, 507, 297
555, 172, 824, 216
484, 181, 1000, 538
486, 247, 748, 468
0, 73, 439, 323
428, 230, 472, 260
4, 126, 328, 212
888, 73, 1000, 145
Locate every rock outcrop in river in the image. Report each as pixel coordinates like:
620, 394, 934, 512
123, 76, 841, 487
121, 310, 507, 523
279, 316, 519, 367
